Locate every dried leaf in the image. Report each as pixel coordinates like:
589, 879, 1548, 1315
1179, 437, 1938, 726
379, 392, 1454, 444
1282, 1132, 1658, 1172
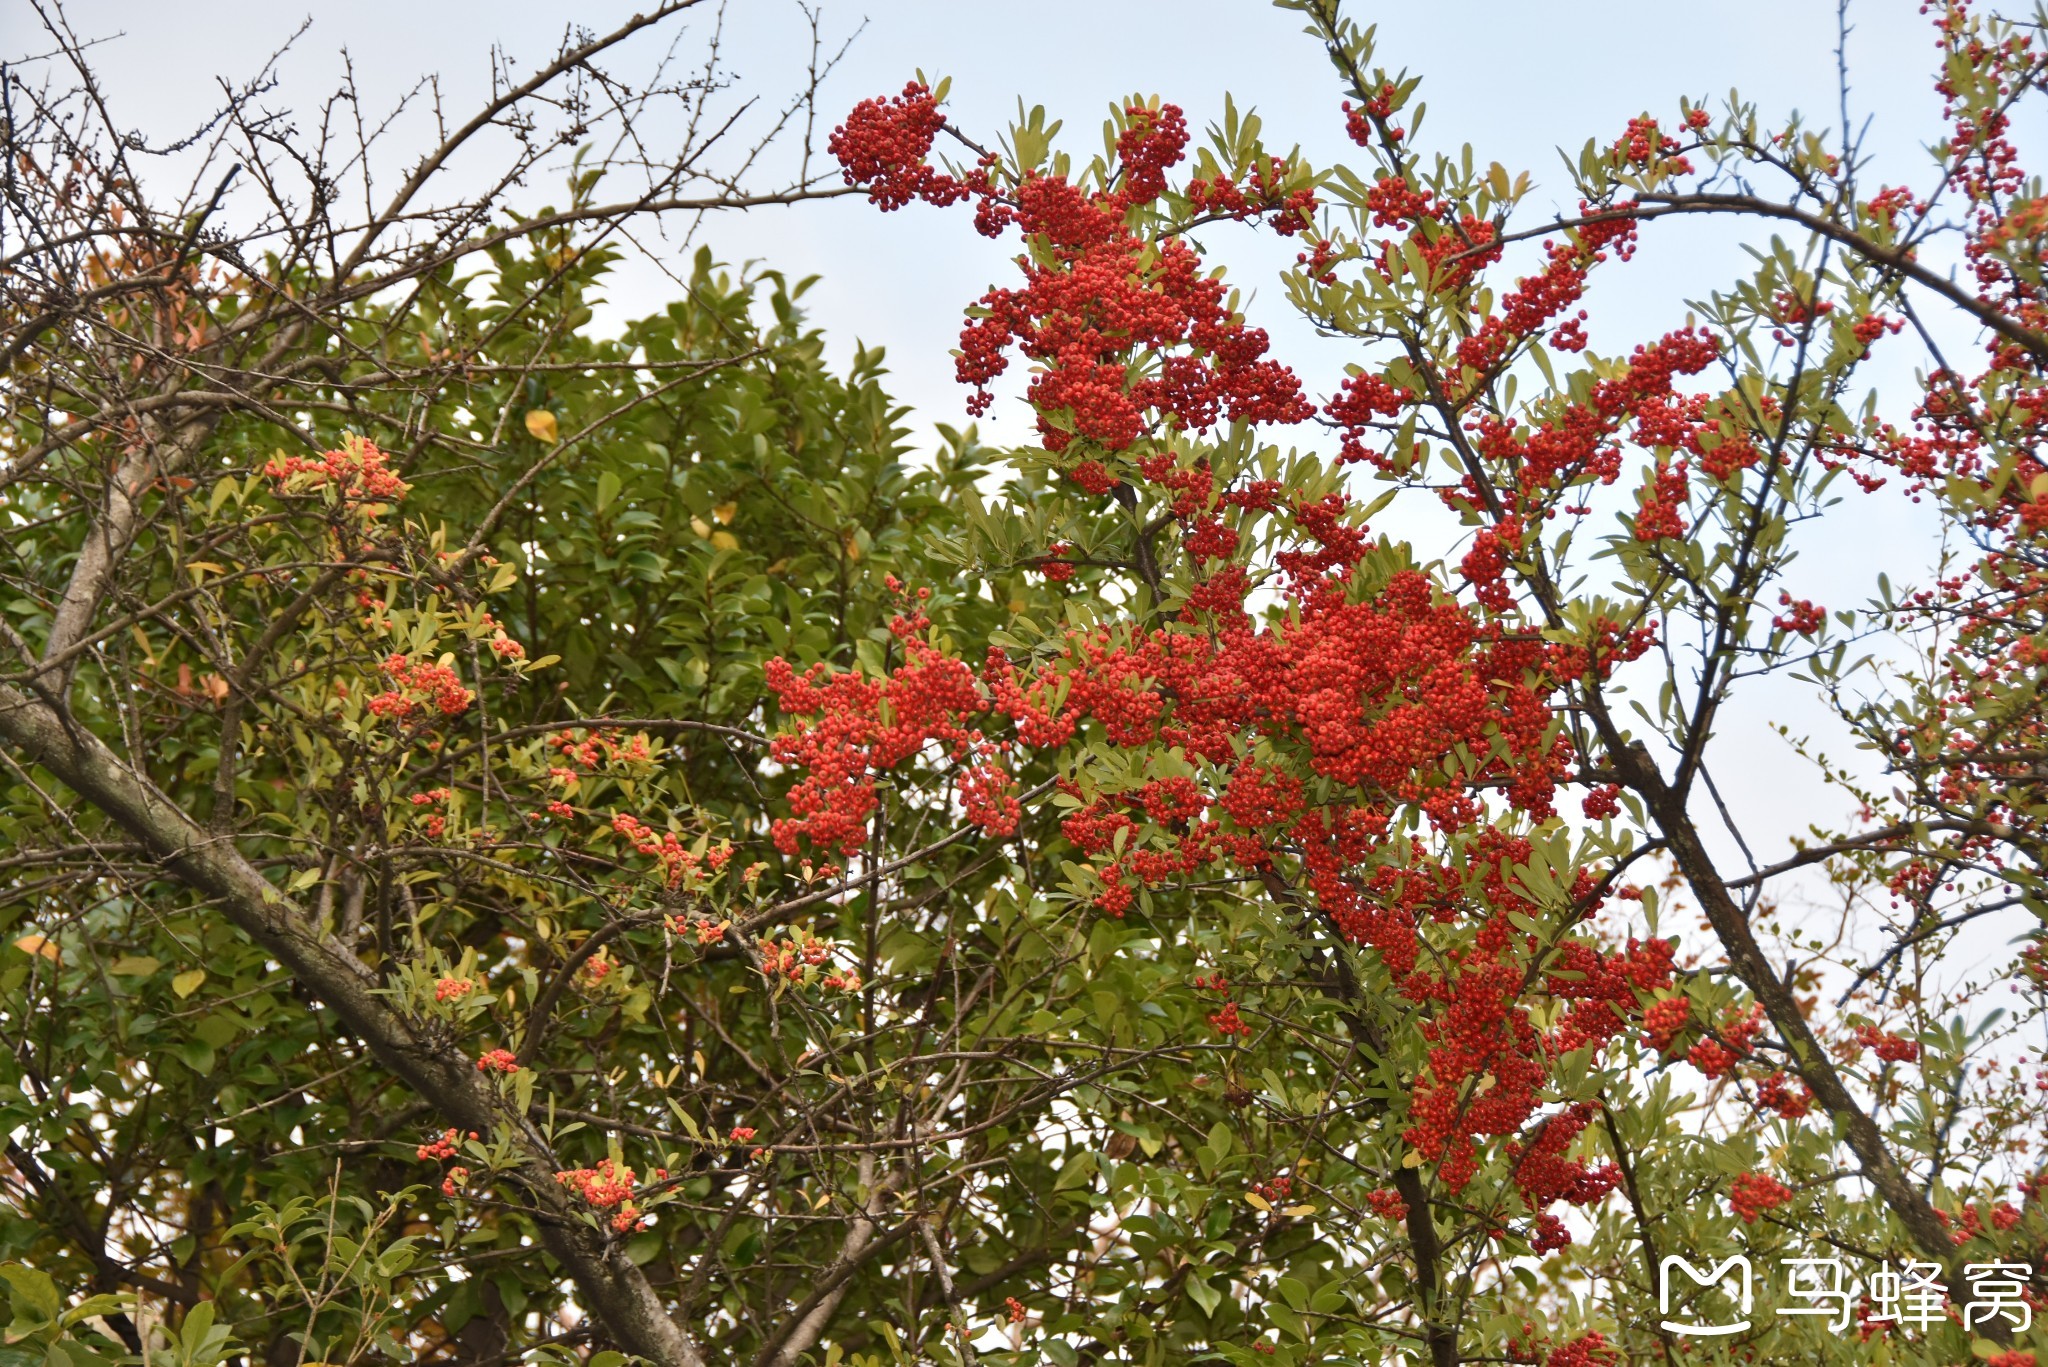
13, 934, 57, 963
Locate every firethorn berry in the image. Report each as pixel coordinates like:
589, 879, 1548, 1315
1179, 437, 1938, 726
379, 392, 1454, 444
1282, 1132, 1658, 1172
367, 654, 474, 721
1756, 1071, 1814, 1118
1632, 461, 1691, 542
264, 433, 409, 512
417, 1128, 460, 1161
761, 437, 1679, 1222
1613, 115, 1690, 173
665, 914, 728, 947
554, 1158, 645, 1233
1005, 1297, 1027, 1325
1580, 783, 1622, 820
1207, 1001, 1253, 1038
1686, 1005, 1763, 1079
827, 82, 964, 212
1641, 995, 1691, 1053
816, 67, 1971, 1267
765, 604, 1010, 854
609, 812, 710, 888
434, 977, 473, 1003
1365, 1189, 1407, 1221
475, 1048, 519, 1074
1546, 1333, 1622, 1367
441, 1165, 469, 1198
1115, 103, 1190, 202
1936, 1202, 1992, 1246
1728, 1171, 1795, 1223
1854, 1024, 1922, 1063
1342, 84, 1400, 147
835, 92, 1313, 452
1035, 542, 1076, 582
1772, 593, 1827, 635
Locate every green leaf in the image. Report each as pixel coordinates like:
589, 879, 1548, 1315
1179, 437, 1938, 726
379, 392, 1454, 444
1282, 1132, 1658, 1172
0, 1265, 60, 1344
58, 1297, 127, 1331
178, 1301, 214, 1352
171, 1039, 216, 1076
1053, 1151, 1098, 1191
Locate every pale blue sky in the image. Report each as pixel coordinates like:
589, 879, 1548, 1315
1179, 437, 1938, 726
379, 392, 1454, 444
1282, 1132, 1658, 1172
9, 0, 1945, 449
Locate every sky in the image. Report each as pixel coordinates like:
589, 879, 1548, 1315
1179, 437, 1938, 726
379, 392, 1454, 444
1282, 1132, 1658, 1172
7, 0, 1947, 448
6, 0, 2012, 973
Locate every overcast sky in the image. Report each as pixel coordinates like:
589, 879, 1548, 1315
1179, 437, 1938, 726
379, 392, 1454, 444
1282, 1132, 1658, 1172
7, 1, 1993, 939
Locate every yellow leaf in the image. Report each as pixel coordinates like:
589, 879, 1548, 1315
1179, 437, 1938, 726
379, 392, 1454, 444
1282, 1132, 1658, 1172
1243, 1191, 1272, 1212
1401, 1149, 1424, 1169
524, 410, 560, 443
842, 532, 862, 562
689, 517, 712, 539
172, 968, 207, 998
713, 501, 739, 525
1282, 1203, 1318, 1218
709, 531, 739, 552
13, 934, 57, 963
